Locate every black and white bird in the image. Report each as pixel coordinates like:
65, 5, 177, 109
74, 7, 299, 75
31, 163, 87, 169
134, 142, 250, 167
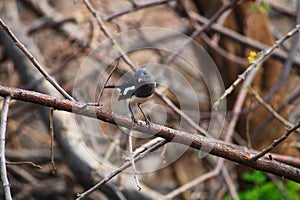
104, 68, 156, 126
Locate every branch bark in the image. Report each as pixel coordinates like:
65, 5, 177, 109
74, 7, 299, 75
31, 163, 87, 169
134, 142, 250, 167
0, 85, 299, 183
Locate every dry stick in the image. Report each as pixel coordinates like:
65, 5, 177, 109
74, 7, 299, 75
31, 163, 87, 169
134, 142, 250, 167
97, 59, 119, 104
133, 137, 164, 156
2, 86, 300, 181
180, 0, 247, 66
165, 0, 240, 65
189, 11, 300, 67
6, 161, 42, 169
83, 0, 136, 70
49, 108, 56, 174
262, 2, 300, 109
200, 33, 248, 65
155, 90, 209, 136
0, 86, 300, 182
221, 166, 239, 200
253, 85, 300, 138
0, 18, 75, 102
128, 130, 141, 191
105, 0, 173, 21
162, 159, 224, 200
248, 88, 293, 128
76, 139, 168, 200
0, 96, 12, 200
214, 24, 300, 107
251, 121, 300, 161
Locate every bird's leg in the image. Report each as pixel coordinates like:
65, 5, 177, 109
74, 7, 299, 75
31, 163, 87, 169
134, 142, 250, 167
128, 103, 137, 124
138, 103, 151, 127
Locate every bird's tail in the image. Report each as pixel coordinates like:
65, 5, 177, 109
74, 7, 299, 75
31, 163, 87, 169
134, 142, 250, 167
104, 85, 119, 89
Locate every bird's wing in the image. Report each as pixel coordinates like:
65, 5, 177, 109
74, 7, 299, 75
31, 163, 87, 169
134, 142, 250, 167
118, 78, 136, 100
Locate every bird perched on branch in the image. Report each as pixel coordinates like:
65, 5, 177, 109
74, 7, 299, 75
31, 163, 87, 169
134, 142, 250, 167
104, 68, 156, 126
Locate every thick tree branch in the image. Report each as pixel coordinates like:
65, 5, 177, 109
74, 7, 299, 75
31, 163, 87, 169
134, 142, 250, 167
1, 85, 300, 182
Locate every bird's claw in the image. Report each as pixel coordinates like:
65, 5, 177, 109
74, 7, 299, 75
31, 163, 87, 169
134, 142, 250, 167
131, 116, 138, 125
145, 118, 151, 128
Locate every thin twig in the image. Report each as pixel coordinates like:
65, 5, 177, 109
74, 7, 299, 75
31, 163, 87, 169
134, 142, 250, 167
214, 24, 300, 107
165, 0, 241, 65
6, 161, 42, 169
128, 130, 141, 191
133, 137, 164, 156
261, 2, 300, 108
97, 59, 119, 104
76, 139, 168, 200
0, 18, 75, 101
248, 87, 293, 128
224, 63, 261, 142
162, 159, 224, 200
221, 166, 239, 200
252, 86, 300, 138
251, 121, 300, 161
180, 0, 247, 66
200, 33, 248, 65
0, 96, 12, 200
155, 90, 210, 136
49, 108, 56, 174
105, 0, 173, 21
83, 0, 136, 70
188, 11, 300, 67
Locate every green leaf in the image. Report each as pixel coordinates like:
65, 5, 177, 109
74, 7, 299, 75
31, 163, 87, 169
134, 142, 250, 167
242, 170, 266, 185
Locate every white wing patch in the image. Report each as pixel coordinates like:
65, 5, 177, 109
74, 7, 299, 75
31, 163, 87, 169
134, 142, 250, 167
122, 85, 135, 96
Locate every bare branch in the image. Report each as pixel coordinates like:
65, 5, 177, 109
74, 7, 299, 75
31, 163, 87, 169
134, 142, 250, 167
49, 108, 56, 174
97, 59, 119, 104
165, 0, 241, 65
162, 159, 224, 199
214, 24, 300, 107
0, 96, 12, 200
251, 121, 300, 161
6, 161, 42, 169
129, 129, 141, 191
189, 11, 300, 67
1, 86, 300, 182
248, 87, 294, 128
0, 18, 75, 101
76, 139, 168, 199
83, 0, 136, 69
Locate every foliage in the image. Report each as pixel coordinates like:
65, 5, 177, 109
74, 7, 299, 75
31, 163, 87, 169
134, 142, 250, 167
223, 170, 300, 200
248, 2, 271, 13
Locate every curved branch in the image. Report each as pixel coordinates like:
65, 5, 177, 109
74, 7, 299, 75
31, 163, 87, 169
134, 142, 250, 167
0, 85, 300, 183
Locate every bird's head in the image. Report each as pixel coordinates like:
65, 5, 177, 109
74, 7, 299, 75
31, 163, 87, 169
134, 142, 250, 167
134, 68, 156, 86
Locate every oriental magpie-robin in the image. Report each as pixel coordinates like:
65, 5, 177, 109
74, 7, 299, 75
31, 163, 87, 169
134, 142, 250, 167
104, 68, 156, 126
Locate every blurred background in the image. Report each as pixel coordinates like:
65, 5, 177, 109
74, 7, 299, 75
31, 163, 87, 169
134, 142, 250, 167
0, 0, 300, 199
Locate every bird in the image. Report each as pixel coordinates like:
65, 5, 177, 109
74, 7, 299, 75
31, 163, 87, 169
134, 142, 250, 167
104, 68, 156, 126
